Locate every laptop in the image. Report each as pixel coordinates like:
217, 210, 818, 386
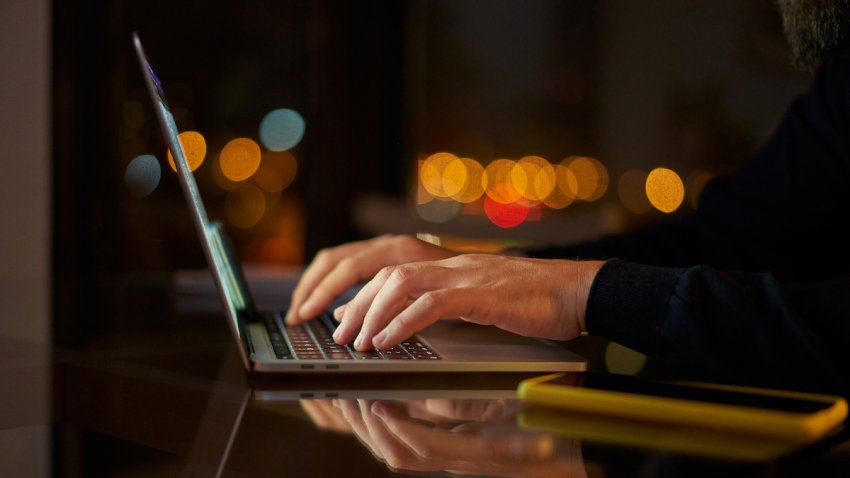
132, 32, 586, 374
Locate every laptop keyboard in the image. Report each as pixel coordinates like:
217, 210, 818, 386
263, 313, 441, 361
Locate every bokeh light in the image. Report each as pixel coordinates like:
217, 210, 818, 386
563, 156, 608, 201
166, 131, 207, 172
484, 189, 529, 228
484, 159, 525, 204
225, 183, 267, 229
618, 169, 651, 214
516, 155, 556, 201
646, 167, 685, 213
542, 164, 578, 209
255, 150, 298, 193
259, 108, 306, 152
211, 155, 238, 191
416, 160, 436, 205
220, 137, 262, 182
416, 198, 461, 223
687, 170, 714, 208
420, 152, 467, 198
450, 157, 486, 203
125, 154, 161, 197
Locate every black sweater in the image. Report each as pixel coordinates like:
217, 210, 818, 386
526, 44, 850, 396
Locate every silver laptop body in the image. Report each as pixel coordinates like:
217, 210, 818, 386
133, 32, 586, 374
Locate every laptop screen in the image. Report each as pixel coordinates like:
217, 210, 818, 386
132, 33, 254, 359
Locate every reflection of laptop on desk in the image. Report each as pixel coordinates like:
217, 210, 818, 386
132, 32, 586, 374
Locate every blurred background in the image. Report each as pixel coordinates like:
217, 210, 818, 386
0, 0, 815, 474
45, 0, 811, 344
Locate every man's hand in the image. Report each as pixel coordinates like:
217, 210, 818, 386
332, 254, 603, 351
285, 235, 456, 324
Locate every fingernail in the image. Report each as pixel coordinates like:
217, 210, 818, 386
298, 299, 314, 317
353, 334, 364, 350
373, 330, 388, 348
333, 305, 345, 321
332, 325, 342, 340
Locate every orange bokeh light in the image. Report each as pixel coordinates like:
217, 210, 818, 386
167, 131, 206, 172
220, 137, 262, 182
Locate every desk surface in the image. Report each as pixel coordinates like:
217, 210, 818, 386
8, 272, 850, 476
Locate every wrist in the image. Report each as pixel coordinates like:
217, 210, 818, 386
574, 260, 604, 333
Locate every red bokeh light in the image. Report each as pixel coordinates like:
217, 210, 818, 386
484, 193, 529, 228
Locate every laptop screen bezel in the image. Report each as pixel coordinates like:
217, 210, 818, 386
132, 32, 255, 370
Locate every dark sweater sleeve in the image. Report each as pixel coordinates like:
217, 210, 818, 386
587, 260, 850, 396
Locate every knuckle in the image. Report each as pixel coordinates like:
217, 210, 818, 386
376, 265, 396, 280
375, 233, 399, 247
336, 255, 356, 271
417, 291, 441, 311
396, 234, 417, 247
313, 248, 334, 263
388, 266, 414, 284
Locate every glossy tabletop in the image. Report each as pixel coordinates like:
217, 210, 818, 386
8, 270, 850, 477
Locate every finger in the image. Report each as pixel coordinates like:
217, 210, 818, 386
295, 254, 375, 322
354, 265, 454, 351
337, 399, 383, 460
358, 400, 424, 472
289, 241, 389, 324
370, 287, 479, 350
373, 401, 473, 463
287, 245, 358, 324
376, 404, 556, 463
289, 236, 453, 325
331, 266, 396, 346
366, 401, 436, 473
333, 304, 346, 321
300, 400, 352, 433
422, 399, 507, 423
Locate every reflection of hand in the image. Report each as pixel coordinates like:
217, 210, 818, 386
299, 399, 352, 434
286, 235, 456, 324
333, 254, 603, 351
335, 399, 587, 478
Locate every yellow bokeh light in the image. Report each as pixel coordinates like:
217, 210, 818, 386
220, 137, 262, 182
255, 150, 298, 193
225, 183, 267, 229
516, 156, 556, 201
563, 156, 608, 201
646, 167, 685, 213
450, 158, 486, 203
420, 152, 468, 198
416, 160, 435, 205
542, 164, 578, 209
167, 131, 206, 173
618, 169, 651, 214
442, 157, 468, 198
485, 159, 525, 204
